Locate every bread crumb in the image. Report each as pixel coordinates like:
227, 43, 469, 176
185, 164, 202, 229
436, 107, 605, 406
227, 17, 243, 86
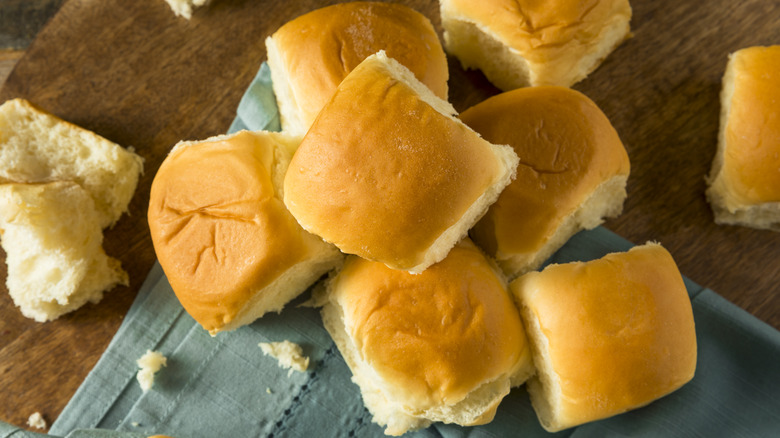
164, 0, 209, 19
259, 341, 309, 376
27, 412, 46, 429
137, 350, 167, 392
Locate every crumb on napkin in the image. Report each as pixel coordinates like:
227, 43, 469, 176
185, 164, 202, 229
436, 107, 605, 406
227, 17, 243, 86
137, 350, 168, 392
259, 340, 310, 376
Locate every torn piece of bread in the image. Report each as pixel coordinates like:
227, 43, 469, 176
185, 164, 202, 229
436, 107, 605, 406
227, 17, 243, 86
148, 130, 343, 335
0, 181, 129, 322
164, 0, 209, 19
266, 2, 448, 136
463, 86, 630, 279
706, 45, 780, 230
319, 239, 534, 436
510, 243, 697, 432
259, 340, 310, 376
439, 0, 632, 89
283, 51, 518, 274
137, 350, 168, 392
0, 98, 144, 229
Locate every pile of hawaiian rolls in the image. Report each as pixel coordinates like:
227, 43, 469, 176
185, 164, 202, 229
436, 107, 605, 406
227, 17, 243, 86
145, 0, 775, 435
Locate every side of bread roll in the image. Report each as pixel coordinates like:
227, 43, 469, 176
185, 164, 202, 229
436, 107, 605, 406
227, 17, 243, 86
148, 130, 343, 335
463, 86, 630, 279
0, 98, 144, 229
266, 2, 449, 136
318, 239, 534, 436
0, 181, 129, 322
510, 243, 697, 432
439, 0, 631, 90
706, 45, 780, 230
284, 51, 518, 274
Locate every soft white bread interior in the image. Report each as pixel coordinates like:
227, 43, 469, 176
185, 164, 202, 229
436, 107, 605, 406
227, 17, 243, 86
266, 2, 449, 136
284, 51, 518, 274
0, 98, 144, 229
0, 181, 129, 322
464, 86, 630, 279
510, 243, 697, 432
318, 239, 534, 436
706, 45, 780, 230
148, 130, 343, 335
439, 0, 632, 90
164, 0, 209, 19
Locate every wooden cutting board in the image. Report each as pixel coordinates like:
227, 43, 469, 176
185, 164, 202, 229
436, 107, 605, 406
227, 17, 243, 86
1, 0, 778, 432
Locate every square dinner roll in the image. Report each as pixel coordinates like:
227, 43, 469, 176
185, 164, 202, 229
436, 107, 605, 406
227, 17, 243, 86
148, 130, 343, 335
463, 86, 630, 279
266, 2, 449, 136
439, 0, 632, 89
510, 243, 697, 432
317, 239, 534, 436
0, 181, 128, 322
706, 45, 780, 230
283, 51, 518, 274
0, 98, 144, 229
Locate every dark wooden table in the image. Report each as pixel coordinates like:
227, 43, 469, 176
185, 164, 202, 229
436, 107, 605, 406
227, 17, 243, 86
1, 0, 778, 432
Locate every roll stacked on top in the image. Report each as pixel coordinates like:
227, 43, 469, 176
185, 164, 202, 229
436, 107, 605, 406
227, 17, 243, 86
283, 51, 518, 274
266, 1, 449, 136
462, 86, 630, 279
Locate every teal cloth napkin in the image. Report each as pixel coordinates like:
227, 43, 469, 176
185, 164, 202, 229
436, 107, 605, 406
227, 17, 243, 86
3, 62, 778, 438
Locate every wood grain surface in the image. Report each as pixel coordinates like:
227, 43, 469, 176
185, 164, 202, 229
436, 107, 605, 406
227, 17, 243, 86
0, 0, 778, 432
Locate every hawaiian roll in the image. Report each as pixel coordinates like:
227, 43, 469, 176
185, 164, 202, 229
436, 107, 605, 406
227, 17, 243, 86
463, 86, 630, 279
148, 130, 342, 335
706, 45, 780, 230
439, 0, 632, 89
510, 243, 697, 432
266, 2, 449, 135
283, 51, 519, 274
318, 238, 534, 435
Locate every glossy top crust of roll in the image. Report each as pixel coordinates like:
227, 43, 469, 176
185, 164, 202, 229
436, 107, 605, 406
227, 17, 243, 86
440, 0, 631, 88
510, 243, 697, 432
706, 45, 780, 230
283, 51, 518, 273
321, 239, 533, 435
266, 1, 448, 135
463, 86, 630, 278
148, 130, 341, 334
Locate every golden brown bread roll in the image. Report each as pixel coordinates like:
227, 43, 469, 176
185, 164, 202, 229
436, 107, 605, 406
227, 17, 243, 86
266, 1, 449, 135
439, 0, 632, 89
510, 243, 697, 432
706, 45, 780, 230
318, 238, 534, 435
462, 86, 630, 279
283, 51, 518, 274
148, 130, 342, 335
